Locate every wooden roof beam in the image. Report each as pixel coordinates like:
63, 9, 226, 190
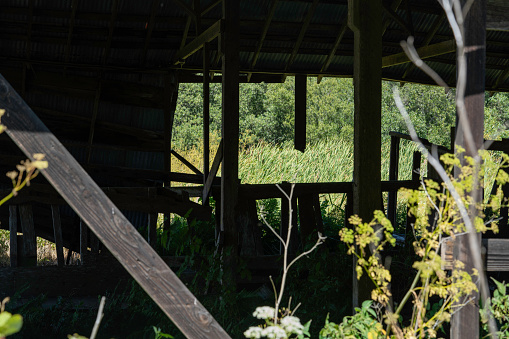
382, 1, 412, 35
102, 0, 120, 65
317, 21, 348, 84
174, 20, 222, 64
282, 0, 319, 82
402, 12, 446, 79
487, 0, 509, 31
64, 0, 79, 63
382, 0, 403, 36
382, 39, 456, 68
140, 0, 160, 66
201, 0, 222, 16
171, 0, 197, 21
248, 0, 278, 82
492, 65, 509, 90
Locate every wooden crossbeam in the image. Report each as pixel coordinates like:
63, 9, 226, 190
442, 238, 509, 271
0, 74, 230, 338
382, 39, 456, 68
282, 0, 319, 81
381, 0, 403, 36
9, 206, 18, 268
171, 149, 202, 175
248, 0, 278, 82
317, 22, 348, 84
382, 2, 412, 35
174, 20, 222, 64
203, 139, 223, 202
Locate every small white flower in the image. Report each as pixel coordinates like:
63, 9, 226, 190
280, 316, 304, 335
261, 325, 287, 339
253, 306, 276, 320
244, 326, 263, 339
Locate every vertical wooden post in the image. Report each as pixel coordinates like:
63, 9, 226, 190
80, 219, 88, 265
451, 0, 486, 337
221, 0, 240, 261
19, 204, 37, 267
148, 213, 158, 249
295, 74, 307, 152
203, 42, 211, 206
387, 135, 400, 226
9, 205, 18, 268
348, 0, 382, 307
51, 205, 65, 267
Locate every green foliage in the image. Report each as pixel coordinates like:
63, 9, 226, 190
0, 311, 23, 338
481, 278, 509, 338
319, 301, 385, 339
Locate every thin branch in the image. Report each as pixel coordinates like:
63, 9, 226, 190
90, 296, 106, 339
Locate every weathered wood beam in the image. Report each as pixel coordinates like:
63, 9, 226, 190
387, 135, 400, 227
451, 0, 486, 337
0, 75, 230, 338
294, 75, 307, 152
140, 0, 161, 66
203, 42, 211, 193
221, 0, 240, 260
349, 0, 382, 308
19, 204, 37, 266
382, 39, 456, 68
64, 0, 79, 63
282, 0, 319, 81
317, 22, 348, 84
171, 149, 202, 175
180, 15, 193, 50
79, 219, 88, 265
381, 0, 403, 36
443, 238, 509, 271
174, 20, 222, 64
203, 139, 223, 202
248, 0, 278, 82
51, 205, 65, 267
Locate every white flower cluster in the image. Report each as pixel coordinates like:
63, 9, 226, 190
252, 306, 276, 320
244, 325, 288, 339
280, 316, 304, 335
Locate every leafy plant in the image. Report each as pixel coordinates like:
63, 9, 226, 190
481, 278, 509, 338
319, 300, 385, 339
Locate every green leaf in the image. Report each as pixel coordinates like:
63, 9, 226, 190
0, 312, 23, 337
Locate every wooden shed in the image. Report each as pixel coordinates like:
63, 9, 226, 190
1, 0, 509, 337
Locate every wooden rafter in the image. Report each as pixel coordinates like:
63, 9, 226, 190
102, 0, 119, 65
382, 2, 412, 35
64, 0, 79, 63
402, 12, 446, 79
282, 0, 319, 81
201, 0, 222, 16
140, 0, 160, 66
248, 0, 278, 82
171, 149, 203, 175
203, 139, 223, 202
174, 20, 222, 64
171, 0, 197, 21
317, 21, 348, 84
382, 39, 456, 68
493, 64, 509, 89
382, 0, 403, 36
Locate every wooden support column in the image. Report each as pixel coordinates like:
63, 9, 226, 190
51, 205, 65, 267
221, 0, 240, 260
348, 0, 382, 307
19, 204, 37, 267
80, 219, 88, 265
9, 205, 18, 268
451, 0, 486, 337
203, 42, 211, 202
295, 75, 307, 152
387, 135, 400, 226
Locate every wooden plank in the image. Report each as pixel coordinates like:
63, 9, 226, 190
487, 0, 509, 31
148, 212, 158, 249
203, 42, 211, 193
174, 20, 222, 63
9, 205, 18, 268
51, 205, 65, 267
387, 135, 400, 227
294, 74, 307, 152
382, 39, 456, 68
442, 238, 509, 272
203, 139, 223, 202
349, 0, 382, 309
19, 204, 37, 267
0, 75, 231, 338
171, 149, 202, 175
